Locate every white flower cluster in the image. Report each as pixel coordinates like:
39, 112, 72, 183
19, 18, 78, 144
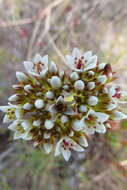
0, 48, 127, 161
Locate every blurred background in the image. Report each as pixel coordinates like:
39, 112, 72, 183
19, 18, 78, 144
0, 0, 127, 189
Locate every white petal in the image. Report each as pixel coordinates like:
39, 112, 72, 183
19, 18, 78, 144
43, 143, 52, 154
23, 61, 34, 73
65, 55, 75, 69
44, 132, 51, 139
61, 147, 71, 161
112, 111, 127, 120
72, 48, 81, 58
3, 115, 11, 123
8, 121, 17, 131
72, 144, 85, 152
16, 72, 28, 82
0, 105, 12, 112
41, 55, 48, 65
106, 103, 117, 111
96, 123, 106, 134
55, 142, 61, 156
96, 112, 109, 123
23, 132, 32, 140
13, 132, 22, 140
79, 136, 88, 147
84, 51, 92, 60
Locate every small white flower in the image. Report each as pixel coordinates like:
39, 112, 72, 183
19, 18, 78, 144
44, 119, 54, 129
23, 103, 32, 110
43, 143, 53, 154
87, 82, 95, 90
83, 110, 109, 134
74, 80, 85, 91
65, 48, 97, 72
8, 94, 18, 102
55, 136, 85, 161
61, 115, 69, 123
33, 119, 41, 127
0, 105, 22, 123
97, 75, 107, 84
50, 76, 62, 89
49, 61, 57, 73
48, 96, 75, 116
88, 96, 98, 106
70, 72, 79, 81
16, 72, 28, 82
34, 99, 44, 109
79, 105, 87, 113
23, 54, 48, 76
45, 91, 54, 99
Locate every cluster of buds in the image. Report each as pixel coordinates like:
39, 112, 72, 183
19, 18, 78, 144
0, 48, 127, 161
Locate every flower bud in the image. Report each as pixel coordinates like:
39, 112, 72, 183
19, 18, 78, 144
72, 119, 84, 131
24, 84, 33, 92
44, 119, 54, 129
87, 82, 95, 90
44, 132, 51, 139
21, 120, 31, 131
16, 72, 28, 82
45, 91, 54, 99
98, 63, 107, 70
97, 75, 107, 84
23, 103, 32, 110
49, 61, 57, 73
34, 99, 44, 109
8, 94, 18, 102
33, 119, 41, 127
61, 115, 68, 123
70, 72, 79, 81
79, 105, 87, 113
74, 80, 84, 91
50, 76, 62, 89
88, 96, 98, 106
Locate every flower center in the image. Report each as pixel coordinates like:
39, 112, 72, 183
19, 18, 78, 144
75, 56, 86, 69
112, 88, 121, 99
54, 102, 67, 113
34, 62, 44, 73
62, 139, 73, 150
